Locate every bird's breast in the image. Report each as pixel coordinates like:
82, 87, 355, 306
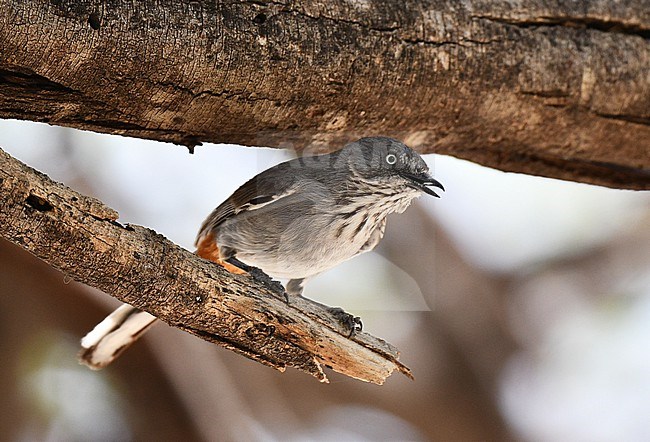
215, 185, 420, 279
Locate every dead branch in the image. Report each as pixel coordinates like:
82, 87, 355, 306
0, 147, 412, 384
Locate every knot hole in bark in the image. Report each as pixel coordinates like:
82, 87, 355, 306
25, 194, 53, 212
88, 12, 101, 30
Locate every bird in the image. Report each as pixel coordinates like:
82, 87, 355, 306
79, 136, 444, 369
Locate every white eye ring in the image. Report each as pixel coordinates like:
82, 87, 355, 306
385, 154, 397, 165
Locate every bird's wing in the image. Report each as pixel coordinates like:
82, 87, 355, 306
195, 162, 299, 245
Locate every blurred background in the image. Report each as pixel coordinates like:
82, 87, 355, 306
0, 120, 649, 441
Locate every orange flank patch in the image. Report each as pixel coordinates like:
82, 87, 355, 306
196, 232, 247, 275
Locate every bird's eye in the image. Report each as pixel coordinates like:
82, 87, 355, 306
385, 154, 397, 165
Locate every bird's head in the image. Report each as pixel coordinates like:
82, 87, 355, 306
343, 137, 445, 198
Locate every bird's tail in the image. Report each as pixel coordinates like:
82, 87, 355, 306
79, 304, 157, 370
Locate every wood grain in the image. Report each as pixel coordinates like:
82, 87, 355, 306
0, 0, 648, 188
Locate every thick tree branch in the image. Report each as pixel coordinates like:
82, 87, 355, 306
0, 147, 412, 384
1, 0, 648, 189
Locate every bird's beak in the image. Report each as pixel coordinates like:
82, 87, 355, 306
402, 172, 445, 198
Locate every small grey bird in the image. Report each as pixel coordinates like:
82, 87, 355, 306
80, 137, 444, 369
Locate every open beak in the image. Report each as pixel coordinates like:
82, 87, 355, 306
402, 172, 445, 198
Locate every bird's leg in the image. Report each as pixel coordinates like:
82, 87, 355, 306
285, 278, 305, 302
225, 256, 253, 273
202, 239, 290, 299
286, 278, 362, 336
286, 278, 305, 296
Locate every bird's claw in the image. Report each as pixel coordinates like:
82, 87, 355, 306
327, 307, 363, 337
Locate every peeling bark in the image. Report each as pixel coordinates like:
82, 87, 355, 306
0, 0, 648, 188
0, 147, 412, 384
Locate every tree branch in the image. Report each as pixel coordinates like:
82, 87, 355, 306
0, 147, 412, 384
1, 0, 649, 189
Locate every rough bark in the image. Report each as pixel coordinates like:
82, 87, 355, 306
0, 0, 648, 189
0, 146, 412, 384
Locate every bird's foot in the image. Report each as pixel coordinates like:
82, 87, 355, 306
327, 307, 362, 337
